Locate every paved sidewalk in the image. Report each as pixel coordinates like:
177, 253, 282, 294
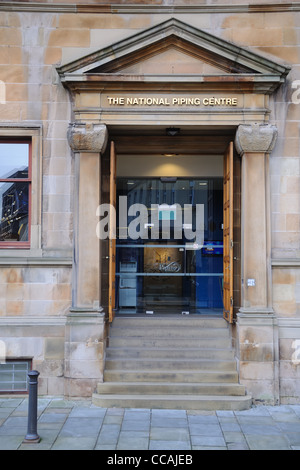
0, 397, 300, 450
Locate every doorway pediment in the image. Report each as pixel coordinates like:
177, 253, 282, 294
57, 18, 290, 94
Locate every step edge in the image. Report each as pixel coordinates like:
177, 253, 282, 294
92, 393, 252, 401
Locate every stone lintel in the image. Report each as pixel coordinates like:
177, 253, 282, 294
235, 123, 278, 155
67, 122, 108, 154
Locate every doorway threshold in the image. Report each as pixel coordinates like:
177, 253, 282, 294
115, 308, 223, 317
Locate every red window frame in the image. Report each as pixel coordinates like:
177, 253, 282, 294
0, 139, 32, 249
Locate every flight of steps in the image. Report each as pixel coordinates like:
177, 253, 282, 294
92, 316, 252, 410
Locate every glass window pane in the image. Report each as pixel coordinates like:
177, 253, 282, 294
14, 362, 29, 371
0, 362, 29, 392
0, 182, 29, 241
14, 382, 28, 391
14, 371, 28, 382
0, 363, 13, 371
0, 371, 14, 381
0, 383, 14, 391
115, 177, 224, 314
0, 143, 29, 179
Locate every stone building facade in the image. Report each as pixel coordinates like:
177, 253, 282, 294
0, 0, 299, 408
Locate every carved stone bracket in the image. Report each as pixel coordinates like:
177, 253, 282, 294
67, 122, 108, 154
235, 123, 278, 155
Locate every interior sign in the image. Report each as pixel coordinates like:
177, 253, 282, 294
106, 96, 238, 107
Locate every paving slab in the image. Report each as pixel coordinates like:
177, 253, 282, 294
227, 442, 249, 450
117, 431, 149, 450
96, 424, 121, 445
191, 435, 226, 447
223, 431, 249, 446
68, 407, 106, 418
245, 434, 291, 450
150, 426, 190, 442
192, 445, 227, 450
0, 436, 24, 450
117, 437, 149, 450
239, 423, 283, 436
152, 409, 187, 418
188, 414, 219, 424
189, 423, 223, 436
0, 409, 14, 419
285, 432, 300, 446
219, 421, 241, 432
149, 440, 192, 450
121, 420, 150, 431
0, 399, 23, 408
59, 417, 103, 438
38, 412, 67, 424
103, 414, 123, 425
151, 417, 188, 428
51, 436, 97, 450
0, 398, 300, 450
95, 444, 117, 450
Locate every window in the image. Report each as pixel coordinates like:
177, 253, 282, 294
0, 140, 31, 248
0, 360, 31, 393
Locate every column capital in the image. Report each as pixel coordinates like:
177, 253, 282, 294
235, 123, 277, 156
67, 122, 108, 153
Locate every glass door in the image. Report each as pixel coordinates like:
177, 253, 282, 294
115, 178, 224, 315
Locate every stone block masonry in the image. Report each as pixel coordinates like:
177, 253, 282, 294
0, 3, 299, 405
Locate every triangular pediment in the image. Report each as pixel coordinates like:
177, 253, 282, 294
57, 18, 290, 93
83, 32, 256, 75
118, 47, 231, 75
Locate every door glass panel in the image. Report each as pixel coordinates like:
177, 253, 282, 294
116, 178, 223, 314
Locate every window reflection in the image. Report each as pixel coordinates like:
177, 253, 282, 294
0, 142, 30, 244
0, 143, 29, 179
0, 182, 29, 241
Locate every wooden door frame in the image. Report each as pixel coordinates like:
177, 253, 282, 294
108, 141, 116, 323
107, 134, 237, 323
223, 142, 234, 323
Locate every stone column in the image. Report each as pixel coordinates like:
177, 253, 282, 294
234, 123, 279, 404
65, 122, 108, 397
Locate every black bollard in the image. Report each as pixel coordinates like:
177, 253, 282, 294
23, 370, 40, 444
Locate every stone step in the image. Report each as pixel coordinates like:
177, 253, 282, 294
94, 315, 251, 411
96, 381, 246, 396
108, 336, 232, 349
107, 347, 235, 360
92, 393, 252, 411
113, 316, 227, 328
105, 358, 237, 371
104, 369, 239, 383
109, 326, 229, 338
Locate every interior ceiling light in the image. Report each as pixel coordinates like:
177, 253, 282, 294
166, 127, 180, 136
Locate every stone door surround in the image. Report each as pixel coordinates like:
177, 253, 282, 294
67, 121, 277, 316
60, 18, 289, 400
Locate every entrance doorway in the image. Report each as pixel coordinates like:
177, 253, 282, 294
115, 177, 223, 315
102, 129, 238, 323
